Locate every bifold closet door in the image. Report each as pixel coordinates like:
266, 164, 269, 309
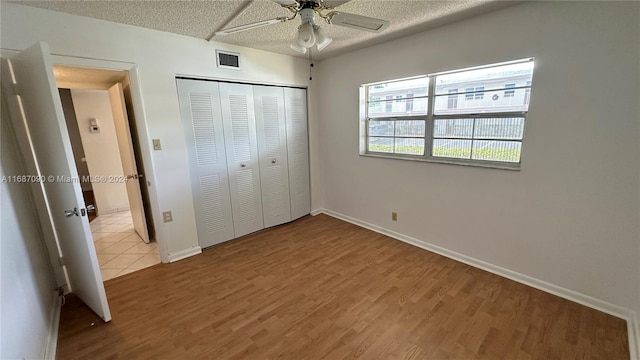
284, 87, 311, 220
219, 82, 265, 237
254, 86, 292, 228
177, 79, 235, 248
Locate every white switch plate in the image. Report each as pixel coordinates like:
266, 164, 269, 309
162, 211, 173, 223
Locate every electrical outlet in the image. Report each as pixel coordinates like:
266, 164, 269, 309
153, 139, 162, 150
163, 211, 173, 223
392, 212, 397, 221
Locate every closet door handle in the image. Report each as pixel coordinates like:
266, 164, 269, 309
271, 159, 276, 164
241, 164, 246, 168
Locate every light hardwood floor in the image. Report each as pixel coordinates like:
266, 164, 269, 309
57, 214, 629, 359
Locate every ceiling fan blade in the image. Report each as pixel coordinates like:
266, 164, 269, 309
329, 11, 390, 33
215, 17, 287, 36
271, 0, 298, 6
323, 0, 352, 8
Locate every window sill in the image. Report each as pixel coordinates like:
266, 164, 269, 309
359, 152, 521, 171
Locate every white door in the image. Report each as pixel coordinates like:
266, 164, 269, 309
108, 83, 150, 243
284, 87, 311, 220
219, 82, 264, 237
177, 79, 235, 247
5, 42, 111, 321
254, 86, 291, 228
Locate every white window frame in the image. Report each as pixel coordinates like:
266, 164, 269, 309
359, 58, 534, 170
359, 75, 429, 158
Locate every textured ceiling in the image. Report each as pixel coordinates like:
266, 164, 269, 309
16, 0, 514, 60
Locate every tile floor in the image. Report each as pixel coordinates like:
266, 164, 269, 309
90, 210, 160, 281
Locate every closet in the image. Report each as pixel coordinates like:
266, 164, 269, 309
177, 79, 310, 248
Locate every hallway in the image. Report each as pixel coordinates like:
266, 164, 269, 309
90, 210, 160, 281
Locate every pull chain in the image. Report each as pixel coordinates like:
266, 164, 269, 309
308, 50, 314, 81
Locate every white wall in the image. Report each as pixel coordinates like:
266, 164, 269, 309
316, 1, 640, 316
71, 89, 129, 213
0, 3, 313, 260
1, 100, 57, 360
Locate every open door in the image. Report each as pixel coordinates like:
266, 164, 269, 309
3, 42, 111, 321
108, 83, 150, 243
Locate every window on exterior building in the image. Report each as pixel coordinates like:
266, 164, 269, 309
385, 95, 393, 112
447, 89, 458, 109
406, 93, 414, 112
465, 86, 485, 100
360, 58, 534, 168
504, 83, 516, 97
465, 87, 474, 100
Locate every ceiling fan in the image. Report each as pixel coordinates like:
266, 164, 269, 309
214, 0, 390, 54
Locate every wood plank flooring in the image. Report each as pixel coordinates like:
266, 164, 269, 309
56, 214, 629, 359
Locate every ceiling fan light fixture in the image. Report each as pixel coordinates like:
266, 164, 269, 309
296, 22, 316, 48
290, 43, 308, 54
313, 26, 332, 51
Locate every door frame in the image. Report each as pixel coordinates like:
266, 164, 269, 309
3, 50, 169, 264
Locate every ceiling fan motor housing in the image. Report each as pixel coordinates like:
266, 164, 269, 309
299, 1, 321, 10
299, 7, 316, 24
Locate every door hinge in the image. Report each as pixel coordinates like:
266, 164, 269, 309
58, 256, 65, 266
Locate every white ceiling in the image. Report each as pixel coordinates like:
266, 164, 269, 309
54, 66, 127, 89
17, 0, 516, 60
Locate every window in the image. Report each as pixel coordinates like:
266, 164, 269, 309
363, 76, 428, 155
524, 80, 531, 104
504, 83, 516, 97
447, 89, 458, 109
406, 93, 414, 112
465, 86, 485, 100
360, 58, 534, 168
465, 87, 474, 100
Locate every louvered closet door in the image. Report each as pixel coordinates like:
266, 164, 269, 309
219, 83, 264, 237
177, 79, 235, 248
254, 86, 292, 228
284, 87, 311, 220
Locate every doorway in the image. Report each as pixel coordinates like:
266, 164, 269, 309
54, 65, 160, 281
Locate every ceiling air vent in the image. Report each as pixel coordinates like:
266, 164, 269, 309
216, 50, 241, 70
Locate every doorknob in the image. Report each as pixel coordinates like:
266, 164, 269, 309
86, 204, 96, 213
271, 159, 276, 164
64, 207, 79, 217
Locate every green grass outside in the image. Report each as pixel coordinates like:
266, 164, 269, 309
369, 144, 520, 162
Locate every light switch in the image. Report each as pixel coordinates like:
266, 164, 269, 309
153, 139, 162, 150
89, 118, 101, 133
163, 211, 173, 223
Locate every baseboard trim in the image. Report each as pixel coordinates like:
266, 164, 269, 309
168, 246, 202, 263
44, 292, 61, 360
315, 208, 639, 358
